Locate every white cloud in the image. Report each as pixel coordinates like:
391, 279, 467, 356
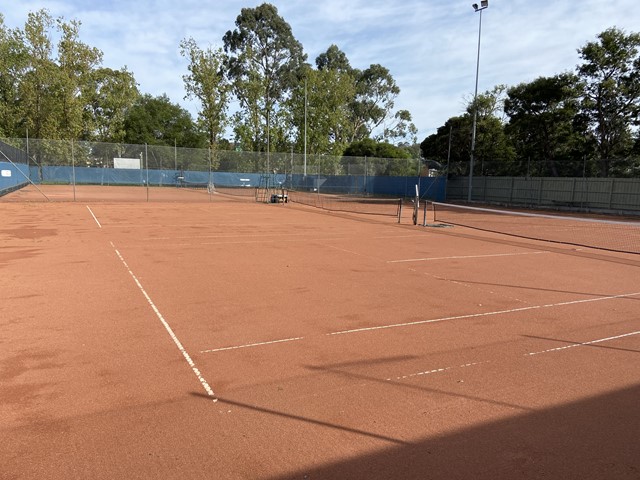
3, 0, 640, 141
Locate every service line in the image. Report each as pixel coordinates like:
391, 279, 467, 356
387, 251, 548, 264
526, 330, 640, 356
201, 336, 304, 354
86, 205, 102, 228
327, 291, 640, 336
110, 241, 217, 401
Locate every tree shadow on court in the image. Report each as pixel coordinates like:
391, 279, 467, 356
193, 384, 639, 479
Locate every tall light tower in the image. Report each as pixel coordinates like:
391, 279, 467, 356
468, 0, 488, 202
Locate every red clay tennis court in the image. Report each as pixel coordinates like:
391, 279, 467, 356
2, 185, 639, 479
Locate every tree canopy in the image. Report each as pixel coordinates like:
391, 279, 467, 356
2, 6, 640, 177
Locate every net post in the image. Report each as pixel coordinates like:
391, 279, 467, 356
398, 199, 403, 224
422, 200, 428, 227
413, 184, 420, 225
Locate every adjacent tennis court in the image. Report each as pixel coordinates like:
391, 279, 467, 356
2, 186, 639, 479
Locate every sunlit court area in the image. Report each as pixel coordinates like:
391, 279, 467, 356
2, 184, 639, 479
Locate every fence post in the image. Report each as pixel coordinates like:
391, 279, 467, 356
608, 178, 615, 209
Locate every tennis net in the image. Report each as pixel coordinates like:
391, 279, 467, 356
289, 190, 403, 222
432, 202, 640, 255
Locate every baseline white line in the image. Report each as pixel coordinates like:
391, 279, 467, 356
86, 205, 102, 228
201, 336, 304, 353
110, 242, 216, 401
387, 251, 548, 263
327, 292, 640, 336
526, 330, 640, 356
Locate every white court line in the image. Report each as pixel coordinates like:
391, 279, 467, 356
327, 292, 640, 336
201, 336, 304, 353
86, 205, 102, 228
110, 242, 216, 401
387, 251, 548, 263
526, 330, 640, 356
388, 361, 488, 381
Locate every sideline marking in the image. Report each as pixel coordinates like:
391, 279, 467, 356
86, 205, 102, 228
387, 251, 548, 263
201, 336, 304, 353
526, 330, 640, 356
110, 241, 216, 401
327, 292, 640, 336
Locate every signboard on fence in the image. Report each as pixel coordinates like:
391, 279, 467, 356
1, 170, 11, 177
113, 157, 141, 169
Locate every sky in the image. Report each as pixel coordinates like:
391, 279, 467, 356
3, 0, 640, 141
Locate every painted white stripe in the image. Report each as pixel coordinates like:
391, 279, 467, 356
110, 242, 216, 401
387, 251, 547, 263
526, 330, 640, 356
388, 361, 488, 381
86, 205, 102, 228
201, 336, 304, 353
327, 292, 640, 336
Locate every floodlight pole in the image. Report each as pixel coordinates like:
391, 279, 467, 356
468, 0, 488, 203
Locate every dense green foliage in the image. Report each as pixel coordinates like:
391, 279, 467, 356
2, 5, 639, 177
422, 28, 640, 177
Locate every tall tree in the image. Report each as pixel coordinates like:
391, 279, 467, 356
223, 3, 307, 152
505, 74, 584, 176
180, 37, 230, 148
123, 94, 205, 148
287, 65, 356, 156
0, 14, 28, 137
19, 9, 59, 140
83, 67, 139, 143
351, 64, 400, 141
56, 17, 102, 139
577, 27, 640, 176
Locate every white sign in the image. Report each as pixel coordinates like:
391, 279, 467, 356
1, 170, 11, 177
113, 157, 141, 169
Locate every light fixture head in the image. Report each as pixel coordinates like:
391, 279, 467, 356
481, 0, 489, 8
472, 3, 479, 10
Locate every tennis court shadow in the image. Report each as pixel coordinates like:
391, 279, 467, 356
189, 392, 409, 446
442, 279, 640, 302
523, 334, 640, 354
429, 227, 640, 268
304, 364, 533, 413
257, 384, 640, 480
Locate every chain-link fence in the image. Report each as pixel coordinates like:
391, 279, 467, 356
1, 137, 440, 200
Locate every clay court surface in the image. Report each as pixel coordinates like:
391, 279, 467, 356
1, 185, 639, 479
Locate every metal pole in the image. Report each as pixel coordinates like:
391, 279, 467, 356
468, 2, 487, 202
445, 125, 452, 201
71, 140, 76, 202
145, 143, 149, 202
304, 77, 307, 177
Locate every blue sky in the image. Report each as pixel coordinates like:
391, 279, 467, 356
4, 0, 640, 141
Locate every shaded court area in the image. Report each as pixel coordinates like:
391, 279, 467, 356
1, 186, 639, 479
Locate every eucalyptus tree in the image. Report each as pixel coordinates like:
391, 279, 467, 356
180, 37, 230, 148
19, 9, 60, 140
504, 74, 584, 176
350, 64, 400, 141
56, 17, 102, 140
0, 14, 29, 137
577, 27, 640, 176
83, 67, 139, 143
223, 3, 307, 153
287, 64, 356, 157
123, 94, 205, 149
